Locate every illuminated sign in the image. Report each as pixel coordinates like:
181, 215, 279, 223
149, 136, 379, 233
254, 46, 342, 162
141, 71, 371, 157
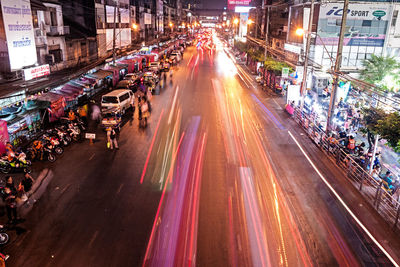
234, 6, 252, 13
23, 64, 50, 81
1, 0, 37, 70
228, 0, 251, 10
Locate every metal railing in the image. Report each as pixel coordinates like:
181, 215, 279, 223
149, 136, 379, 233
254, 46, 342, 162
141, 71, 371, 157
292, 107, 400, 230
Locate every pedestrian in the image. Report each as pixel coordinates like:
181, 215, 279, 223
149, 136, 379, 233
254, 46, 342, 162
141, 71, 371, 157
140, 99, 150, 127
3, 176, 18, 224
106, 127, 119, 150
78, 106, 88, 126
20, 173, 34, 194
347, 135, 356, 154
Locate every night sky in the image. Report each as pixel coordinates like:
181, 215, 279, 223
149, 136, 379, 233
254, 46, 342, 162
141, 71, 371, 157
201, 0, 227, 9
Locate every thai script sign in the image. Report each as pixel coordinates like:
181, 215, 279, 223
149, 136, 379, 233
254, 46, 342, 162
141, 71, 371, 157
1, 0, 37, 70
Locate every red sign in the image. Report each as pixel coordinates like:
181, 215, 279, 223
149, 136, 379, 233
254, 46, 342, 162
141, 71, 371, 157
23, 64, 50, 81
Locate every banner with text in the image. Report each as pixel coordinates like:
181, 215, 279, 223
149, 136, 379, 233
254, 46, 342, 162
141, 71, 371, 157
1, 0, 37, 70
317, 3, 390, 47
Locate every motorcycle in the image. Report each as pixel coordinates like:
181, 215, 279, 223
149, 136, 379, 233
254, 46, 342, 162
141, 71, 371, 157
26, 145, 56, 163
49, 128, 71, 146
0, 155, 31, 174
42, 134, 63, 155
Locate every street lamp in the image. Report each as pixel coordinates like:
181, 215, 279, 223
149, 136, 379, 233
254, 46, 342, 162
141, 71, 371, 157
246, 19, 254, 25
132, 23, 138, 30
233, 18, 239, 25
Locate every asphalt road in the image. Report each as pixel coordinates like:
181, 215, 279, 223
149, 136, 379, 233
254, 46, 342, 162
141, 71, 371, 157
4, 37, 400, 267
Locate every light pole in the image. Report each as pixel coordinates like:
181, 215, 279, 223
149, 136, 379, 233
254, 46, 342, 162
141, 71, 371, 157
298, 0, 315, 112
326, 0, 349, 132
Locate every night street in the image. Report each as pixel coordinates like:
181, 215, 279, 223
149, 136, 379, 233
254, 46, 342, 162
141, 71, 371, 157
4, 40, 400, 267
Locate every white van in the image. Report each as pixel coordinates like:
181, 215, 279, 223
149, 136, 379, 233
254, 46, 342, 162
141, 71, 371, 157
170, 51, 182, 62
101, 89, 134, 114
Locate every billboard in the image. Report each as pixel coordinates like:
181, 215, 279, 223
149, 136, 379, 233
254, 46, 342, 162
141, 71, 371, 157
1, 0, 37, 70
317, 3, 390, 47
144, 13, 151, 25
228, 0, 251, 10
106, 5, 119, 23
120, 8, 129, 23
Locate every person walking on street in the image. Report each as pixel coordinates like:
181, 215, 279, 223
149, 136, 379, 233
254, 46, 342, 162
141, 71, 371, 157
3, 176, 18, 224
106, 127, 119, 150
20, 173, 34, 196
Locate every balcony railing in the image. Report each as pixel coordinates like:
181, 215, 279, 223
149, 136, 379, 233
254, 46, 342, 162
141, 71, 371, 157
45, 25, 70, 36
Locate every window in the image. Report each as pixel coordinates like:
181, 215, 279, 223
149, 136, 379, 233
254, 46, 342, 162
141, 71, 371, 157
362, 20, 371, 27
49, 49, 63, 63
102, 96, 119, 104
50, 8, 57, 26
392, 10, 399, 27
119, 93, 129, 102
32, 10, 38, 28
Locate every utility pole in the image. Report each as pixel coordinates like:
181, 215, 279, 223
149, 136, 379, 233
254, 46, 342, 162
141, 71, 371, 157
264, 4, 269, 60
112, 0, 118, 64
299, 0, 315, 112
327, 0, 349, 132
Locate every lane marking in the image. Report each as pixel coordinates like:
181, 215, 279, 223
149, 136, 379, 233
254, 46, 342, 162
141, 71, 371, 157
140, 109, 165, 184
116, 183, 124, 195
89, 153, 95, 161
88, 230, 99, 248
288, 130, 400, 267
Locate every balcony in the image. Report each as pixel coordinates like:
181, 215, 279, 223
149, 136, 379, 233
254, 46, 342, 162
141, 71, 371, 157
45, 25, 70, 36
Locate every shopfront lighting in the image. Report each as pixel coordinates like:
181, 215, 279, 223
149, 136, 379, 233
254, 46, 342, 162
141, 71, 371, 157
169, 22, 173, 28
246, 19, 254, 25
132, 23, 138, 30
233, 18, 239, 25
295, 28, 305, 36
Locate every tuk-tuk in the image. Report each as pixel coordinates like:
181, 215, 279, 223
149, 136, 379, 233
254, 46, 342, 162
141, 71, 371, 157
101, 107, 122, 130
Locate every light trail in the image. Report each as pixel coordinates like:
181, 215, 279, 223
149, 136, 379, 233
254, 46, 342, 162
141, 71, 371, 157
140, 109, 164, 184
288, 130, 400, 267
142, 132, 185, 267
168, 86, 180, 124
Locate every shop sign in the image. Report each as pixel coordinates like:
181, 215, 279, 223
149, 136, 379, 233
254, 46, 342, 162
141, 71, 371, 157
23, 64, 50, 81
282, 67, 289, 78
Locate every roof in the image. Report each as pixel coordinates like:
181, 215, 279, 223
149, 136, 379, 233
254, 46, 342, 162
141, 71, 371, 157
102, 89, 131, 97
87, 70, 113, 80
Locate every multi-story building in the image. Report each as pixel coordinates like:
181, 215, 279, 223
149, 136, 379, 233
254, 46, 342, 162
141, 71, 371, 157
95, 0, 132, 58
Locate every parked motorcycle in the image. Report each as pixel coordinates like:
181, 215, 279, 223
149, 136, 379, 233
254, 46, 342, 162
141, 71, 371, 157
26, 145, 56, 163
0, 155, 31, 174
42, 134, 63, 155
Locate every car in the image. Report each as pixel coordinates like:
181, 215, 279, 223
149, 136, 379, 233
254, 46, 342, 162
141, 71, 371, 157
149, 62, 161, 73
116, 79, 136, 91
143, 71, 159, 84
161, 62, 170, 72
124, 73, 141, 81
170, 51, 182, 62
101, 89, 134, 115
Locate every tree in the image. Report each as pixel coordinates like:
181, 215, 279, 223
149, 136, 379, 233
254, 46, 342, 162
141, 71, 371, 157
264, 57, 293, 75
362, 107, 400, 151
376, 111, 400, 149
361, 107, 386, 148
360, 55, 400, 92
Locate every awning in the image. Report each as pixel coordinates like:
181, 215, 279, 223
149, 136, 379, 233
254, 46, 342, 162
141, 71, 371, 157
30, 0, 47, 10
87, 70, 113, 80
105, 65, 126, 72
35, 92, 64, 103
